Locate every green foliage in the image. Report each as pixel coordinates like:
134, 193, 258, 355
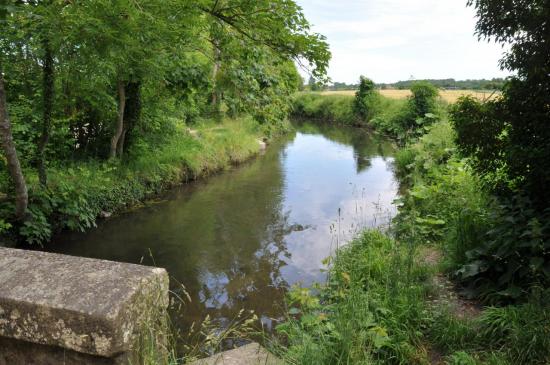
450, 95, 550, 301
0, 0, 329, 240
394, 121, 456, 183
454, 197, 550, 303
395, 117, 550, 302
381, 78, 505, 91
371, 82, 442, 142
0, 117, 262, 244
292, 78, 444, 139
449, 96, 510, 195
292, 93, 358, 125
291, 90, 406, 129
409, 82, 439, 119
276, 231, 432, 364
449, 2, 550, 298
353, 76, 381, 123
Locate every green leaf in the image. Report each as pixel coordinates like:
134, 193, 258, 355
288, 307, 301, 315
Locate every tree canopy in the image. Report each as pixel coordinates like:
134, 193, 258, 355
0, 0, 330, 224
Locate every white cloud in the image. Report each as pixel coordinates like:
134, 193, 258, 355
296, 0, 510, 83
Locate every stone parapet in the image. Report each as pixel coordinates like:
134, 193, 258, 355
0, 248, 168, 365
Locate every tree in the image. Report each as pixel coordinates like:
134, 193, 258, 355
35, 0, 61, 185
409, 81, 438, 119
201, 0, 330, 120
61, 0, 201, 158
454, 0, 550, 210
394, 81, 439, 140
0, 53, 28, 220
447, 0, 550, 299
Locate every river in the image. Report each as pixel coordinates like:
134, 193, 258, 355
47, 121, 398, 339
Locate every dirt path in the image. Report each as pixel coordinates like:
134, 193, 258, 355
419, 247, 482, 364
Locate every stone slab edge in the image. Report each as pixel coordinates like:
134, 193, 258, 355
0, 248, 169, 357
190, 343, 282, 365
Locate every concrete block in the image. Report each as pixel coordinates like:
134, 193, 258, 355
0, 248, 168, 364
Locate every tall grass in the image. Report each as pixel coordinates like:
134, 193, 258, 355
276, 119, 550, 364
4, 116, 263, 245
274, 230, 434, 364
133, 279, 261, 365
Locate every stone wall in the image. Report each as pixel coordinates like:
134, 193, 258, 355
0, 248, 169, 365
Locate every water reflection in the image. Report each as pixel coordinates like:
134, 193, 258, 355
46, 121, 398, 336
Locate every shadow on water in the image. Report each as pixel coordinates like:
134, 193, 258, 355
44, 121, 398, 343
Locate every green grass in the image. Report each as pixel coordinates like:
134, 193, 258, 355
274, 230, 434, 365
1, 116, 264, 245
276, 119, 550, 364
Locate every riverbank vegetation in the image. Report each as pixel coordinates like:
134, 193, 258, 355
292, 79, 443, 143
280, 0, 550, 363
0, 0, 331, 245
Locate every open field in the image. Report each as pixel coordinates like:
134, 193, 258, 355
320, 89, 500, 103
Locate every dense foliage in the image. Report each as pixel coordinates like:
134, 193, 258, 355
292, 78, 442, 140
446, 0, 550, 299
353, 76, 381, 123
0, 0, 330, 244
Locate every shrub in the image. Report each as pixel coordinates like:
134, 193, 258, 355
371, 81, 441, 142
454, 196, 550, 303
292, 93, 358, 125
353, 76, 381, 123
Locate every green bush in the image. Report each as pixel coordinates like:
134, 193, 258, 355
393, 121, 455, 183
292, 93, 358, 125
353, 76, 382, 123
454, 196, 550, 303
450, 96, 550, 302
372, 81, 442, 142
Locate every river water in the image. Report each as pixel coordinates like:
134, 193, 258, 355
47, 121, 398, 336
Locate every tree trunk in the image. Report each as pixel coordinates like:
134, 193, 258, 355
109, 80, 126, 159
0, 61, 28, 219
211, 41, 222, 116
116, 81, 141, 158
116, 128, 127, 157
37, 38, 54, 186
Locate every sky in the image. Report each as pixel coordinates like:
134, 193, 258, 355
295, 0, 510, 84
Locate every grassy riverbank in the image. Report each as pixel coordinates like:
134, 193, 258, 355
276, 90, 550, 364
292, 92, 406, 128
292, 82, 445, 143
0, 116, 272, 245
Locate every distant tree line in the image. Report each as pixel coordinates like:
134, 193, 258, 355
382, 78, 506, 90
316, 78, 507, 91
